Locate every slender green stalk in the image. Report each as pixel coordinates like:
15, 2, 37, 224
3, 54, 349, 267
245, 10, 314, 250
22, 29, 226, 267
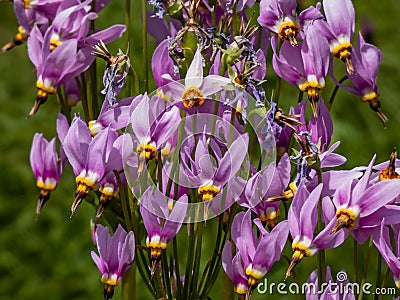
173, 237, 182, 299
161, 254, 173, 299
114, 171, 133, 232
56, 87, 71, 123
354, 239, 358, 283
297, 90, 303, 104
377, 266, 390, 300
183, 213, 197, 297
191, 221, 204, 298
141, 0, 148, 91
358, 237, 374, 300
328, 75, 347, 111
79, 74, 90, 121
273, 76, 282, 106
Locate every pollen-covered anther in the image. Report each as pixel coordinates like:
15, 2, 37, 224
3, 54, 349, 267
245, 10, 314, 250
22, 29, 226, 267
380, 149, 400, 180
332, 208, 358, 233
260, 208, 280, 228
137, 143, 157, 161
246, 264, 266, 287
198, 185, 220, 201
15, 26, 28, 44
332, 42, 354, 74
278, 21, 300, 46
50, 35, 61, 51
284, 182, 298, 200
380, 168, 400, 180
285, 244, 311, 279
300, 82, 322, 117
136, 143, 157, 174
182, 86, 204, 108
156, 89, 174, 102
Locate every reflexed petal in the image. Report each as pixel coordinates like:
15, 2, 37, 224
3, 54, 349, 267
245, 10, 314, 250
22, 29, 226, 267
323, 0, 354, 38
30, 133, 46, 180
359, 180, 400, 216
63, 116, 92, 175
185, 48, 203, 87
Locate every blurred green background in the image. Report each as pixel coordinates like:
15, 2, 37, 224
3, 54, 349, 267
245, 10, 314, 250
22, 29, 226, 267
0, 1, 399, 299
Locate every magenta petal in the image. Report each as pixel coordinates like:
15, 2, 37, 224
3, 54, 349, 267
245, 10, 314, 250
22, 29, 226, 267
117, 231, 135, 275
30, 133, 45, 180
91, 251, 106, 274
214, 133, 249, 186
359, 180, 400, 217
323, 0, 354, 39
352, 155, 376, 201
63, 116, 91, 175
299, 184, 322, 239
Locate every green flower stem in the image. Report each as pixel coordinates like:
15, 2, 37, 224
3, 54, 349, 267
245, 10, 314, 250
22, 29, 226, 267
191, 220, 204, 298
358, 237, 374, 300
141, 0, 148, 92
135, 248, 157, 297
173, 237, 182, 299
56, 87, 71, 123
354, 239, 358, 282
114, 171, 133, 232
182, 207, 197, 297
273, 76, 282, 106
297, 90, 303, 104
201, 204, 238, 298
328, 75, 347, 111
86, 60, 98, 120
199, 208, 225, 298
161, 253, 173, 299
377, 266, 390, 300
79, 74, 90, 121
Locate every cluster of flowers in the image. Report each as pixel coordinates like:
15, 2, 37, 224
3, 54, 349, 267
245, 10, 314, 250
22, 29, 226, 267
4, 0, 400, 299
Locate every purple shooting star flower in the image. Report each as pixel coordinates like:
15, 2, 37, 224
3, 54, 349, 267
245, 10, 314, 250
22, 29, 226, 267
91, 224, 135, 300
331, 155, 400, 243
88, 94, 143, 136
161, 47, 231, 110
62, 116, 119, 216
258, 0, 322, 46
340, 32, 388, 124
286, 184, 348, 279
238, 154, 292, 228
272, 26, 330, 116
373, 221, 400, 289
30, 133, 64, 216
181, 131, 249, 202
140, 187, 187, 275
315, 0, 355, 74
124, 95, 181, 177
225, 210, 289, 298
